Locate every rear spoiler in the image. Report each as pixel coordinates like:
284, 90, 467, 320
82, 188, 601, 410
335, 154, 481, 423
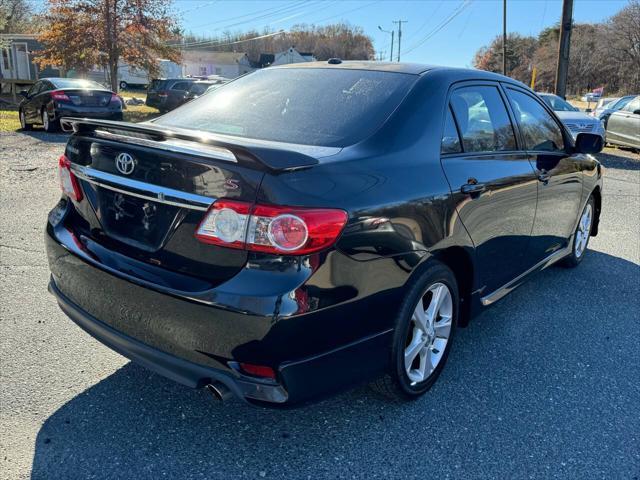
60, 117, 320, 171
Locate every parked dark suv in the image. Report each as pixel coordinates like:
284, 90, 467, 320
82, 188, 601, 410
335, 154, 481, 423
47, 62, 603, 406
146, 78, 197, 112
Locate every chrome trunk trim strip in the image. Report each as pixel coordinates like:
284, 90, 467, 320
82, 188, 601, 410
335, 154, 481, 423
71, 165, 215, 211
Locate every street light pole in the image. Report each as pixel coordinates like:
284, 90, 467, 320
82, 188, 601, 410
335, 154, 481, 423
378, 26, 394, 62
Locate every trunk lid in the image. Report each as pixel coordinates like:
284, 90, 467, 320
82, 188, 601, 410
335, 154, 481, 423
58, 88, 114, 107
61, 119, 299, 286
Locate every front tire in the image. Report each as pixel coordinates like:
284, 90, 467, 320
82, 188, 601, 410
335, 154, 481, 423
119, 81, 128, 90
371, 261, 458, 400
19, 109, 32, 131
562, 196, 595, 268
42, 109, 59, 133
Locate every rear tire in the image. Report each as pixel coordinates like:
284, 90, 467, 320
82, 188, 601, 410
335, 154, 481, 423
42, 109, 59, 133
561, 196, 595, 268
370, 261, 458, 401
19, 109, 32, 131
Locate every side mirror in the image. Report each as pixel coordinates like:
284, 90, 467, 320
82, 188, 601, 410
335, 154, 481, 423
633, 109, 640, 115
585, 108, 592, 113
19, 90, 29, 98
575, 133, 603, 154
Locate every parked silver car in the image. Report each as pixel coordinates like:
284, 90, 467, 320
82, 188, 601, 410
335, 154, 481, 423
592, 95, 638, 125
605, 95, 640, 150
538, 93, 606, 142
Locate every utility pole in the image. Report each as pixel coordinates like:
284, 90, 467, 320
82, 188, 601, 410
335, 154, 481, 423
555, 0, 574, 98
392, 20, 408, 62
378, 26, 394, 62
502, 0, 507, 75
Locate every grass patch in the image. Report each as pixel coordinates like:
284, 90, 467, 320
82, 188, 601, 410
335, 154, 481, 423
0, 110, 20, 131
0, 104, 159, 132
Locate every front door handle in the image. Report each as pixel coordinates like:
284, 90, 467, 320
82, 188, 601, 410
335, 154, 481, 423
460, 182, 486, 195
537, 170, 551, 184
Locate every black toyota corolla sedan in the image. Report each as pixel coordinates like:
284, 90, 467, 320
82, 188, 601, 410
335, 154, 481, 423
46, 62, 603, 406
19, 78, 123, 132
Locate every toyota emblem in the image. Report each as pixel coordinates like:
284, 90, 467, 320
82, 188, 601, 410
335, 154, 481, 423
115, 152, 136, 175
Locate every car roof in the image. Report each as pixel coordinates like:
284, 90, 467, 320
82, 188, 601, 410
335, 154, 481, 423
269, 60, 523, 84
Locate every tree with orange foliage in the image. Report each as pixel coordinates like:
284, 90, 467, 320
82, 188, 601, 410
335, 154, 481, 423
35, 0, 181, 91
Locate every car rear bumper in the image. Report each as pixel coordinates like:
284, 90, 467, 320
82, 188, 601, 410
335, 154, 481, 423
45, 202, 395, 405
55, 107, 123, 121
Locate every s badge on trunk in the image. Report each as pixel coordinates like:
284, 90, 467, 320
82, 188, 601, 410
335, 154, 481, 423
115, 152, 136, 175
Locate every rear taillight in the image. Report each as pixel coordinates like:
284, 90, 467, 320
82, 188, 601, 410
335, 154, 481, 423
51, 90, 70, 101
58, 155, 83, 201
195, 200, 347, 255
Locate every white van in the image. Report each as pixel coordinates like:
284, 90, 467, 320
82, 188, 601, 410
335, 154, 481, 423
118, 60, 182, 90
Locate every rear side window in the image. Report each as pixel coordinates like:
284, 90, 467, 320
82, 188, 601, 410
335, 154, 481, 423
171, 82, 192, 91
441, 107, 462, 154
449, 86, 516, 153
154, 68, 417, 147
506, 89, 565, 152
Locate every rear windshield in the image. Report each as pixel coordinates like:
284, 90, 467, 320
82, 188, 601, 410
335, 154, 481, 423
149, 79, 168, 91
154, 68, 417, 147
50, 78, 105, 89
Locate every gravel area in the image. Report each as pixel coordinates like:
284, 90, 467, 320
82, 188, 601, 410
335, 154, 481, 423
1, 131, 639, 479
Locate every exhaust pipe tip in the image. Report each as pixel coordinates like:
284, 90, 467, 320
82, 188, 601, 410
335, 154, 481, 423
205, 382, 234, 402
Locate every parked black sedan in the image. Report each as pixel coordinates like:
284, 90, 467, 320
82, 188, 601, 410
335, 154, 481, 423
19, 78, 123, 132
46, 62, 603, 406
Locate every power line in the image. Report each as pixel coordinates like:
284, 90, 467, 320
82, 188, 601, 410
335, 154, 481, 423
190, 1, 307, 31
401, 0, 472, 56
178, 29, 287, 49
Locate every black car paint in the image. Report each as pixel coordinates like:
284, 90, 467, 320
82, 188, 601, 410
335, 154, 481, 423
46, 63, 603, 405
19, 79, 123, 125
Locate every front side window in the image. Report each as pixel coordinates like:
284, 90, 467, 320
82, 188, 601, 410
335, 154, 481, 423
622, 97, 640, 113
449, 85, 516, 153
441, 106, 462, 154
506, 89, 565, 152
155, 68, 417, 147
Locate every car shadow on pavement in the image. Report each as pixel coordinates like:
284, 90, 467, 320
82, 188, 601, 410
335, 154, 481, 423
16, 130, 70, 144
30, 250, 640, 479
597, 148, 640, 170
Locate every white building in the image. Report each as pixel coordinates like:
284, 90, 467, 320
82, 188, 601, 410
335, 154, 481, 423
270, 47, 316, 66
181, 51, 253, 79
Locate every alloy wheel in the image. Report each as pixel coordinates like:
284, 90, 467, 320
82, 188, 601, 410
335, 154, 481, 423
19, 110, 26, 129
404, 282, 453, 385
574, 203, 593, 258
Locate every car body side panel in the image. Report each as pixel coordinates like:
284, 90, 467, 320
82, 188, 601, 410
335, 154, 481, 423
607, 111, 640, 148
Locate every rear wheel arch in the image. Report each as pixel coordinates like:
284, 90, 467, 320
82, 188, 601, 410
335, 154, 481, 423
432, 246, 474, 327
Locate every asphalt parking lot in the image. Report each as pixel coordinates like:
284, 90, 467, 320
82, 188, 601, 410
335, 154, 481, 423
1, 130, 639, 480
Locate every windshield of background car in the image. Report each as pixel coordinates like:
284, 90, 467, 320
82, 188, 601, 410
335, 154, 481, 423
610, 96, 635, 111
540, 95, 577, 112
154, 68, 417, 147
50, 78, 105, 89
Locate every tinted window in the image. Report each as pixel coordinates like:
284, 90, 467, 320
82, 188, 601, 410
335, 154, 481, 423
149, 80, 168, 92
611, 96, 634, 111
155, 68, 417, 147
507, 89, 565, 152
622, 97, 640, 113
50, 78, 105, 89
27, 82, 41, 96
449, 86, 516, 153
190, 83, 213, 95
171, 82, 192, 91
441, 106, 462, 154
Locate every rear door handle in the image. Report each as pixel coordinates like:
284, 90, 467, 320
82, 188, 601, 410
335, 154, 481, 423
460, 182, 486, 195
537, 170, 551, 184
